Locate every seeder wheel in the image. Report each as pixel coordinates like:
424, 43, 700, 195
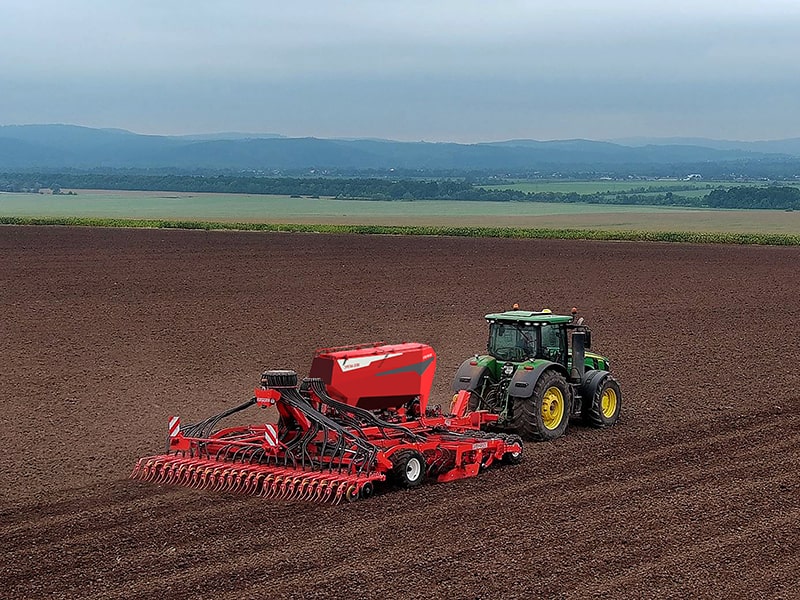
390, 450, 426, 489
360, 481, 375, 500
501, 434, 524, 465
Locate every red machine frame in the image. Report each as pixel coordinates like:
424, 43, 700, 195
132, 343, 522, 503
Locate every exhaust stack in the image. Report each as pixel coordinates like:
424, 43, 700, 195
570, 331, 586, 383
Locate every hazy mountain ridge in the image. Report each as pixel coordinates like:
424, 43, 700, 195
0, 124, 797, 171
609, 136, 800, 155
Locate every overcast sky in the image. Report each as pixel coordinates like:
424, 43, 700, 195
2, 1, 799, 142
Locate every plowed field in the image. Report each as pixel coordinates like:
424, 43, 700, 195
2, 226, 798, 599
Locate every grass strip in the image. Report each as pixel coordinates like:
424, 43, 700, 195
1, 216, 798, 246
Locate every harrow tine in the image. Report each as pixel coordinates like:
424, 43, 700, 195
259, 474, 275, 498
239, 471, 253, 494
134, 459, 150, 481
204, 467, 218, 491
149, 460, 165, 483
214, 468, 231, 492
257, 471, 271, 496
315, 481, 326, 502
189, 466, 205, 488
219, 469, 233, 492
230, 471, 244, 493
275, 475, 292, 498
205, 468, 222, 490
272, 475, 287, 499
250, 471, 266, 495
288, 478, 303, 501
242, 470, 257, 493
160, 464, 174, 484
281, 478, 294, 500
197, 467, 211, 488
285, 477, 297, 499
236, 471, 250, 493
225, 468, 240, 491
130, 458, 146, 479
293, 478, 310, 501
294, 477, 305, 499
242, 471, 258, 495
157, 461, 174, 484
145, 460, 161, 483
176, 464, 190, 485
333, 480, 348, 505
132, 458, 149, 480
265, 475, 281, 499
272, 478, 283, 499
189, 463, 206, 486
190, 466, 205, 488
261, 475, 274, 499
312, 478, 329, 501
269, 478, 281, 499
184, 463, 201, 486
323, 481, 336, 503
167, 462, 183, 485
197, 467, 211, 489
171, 461, 187, 485
240, 470, 255, 494
302, 480, 318, 501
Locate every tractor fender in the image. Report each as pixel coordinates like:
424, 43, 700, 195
578, 369, 612, 400
451, 358, 490, 393
508, 361, 569, 400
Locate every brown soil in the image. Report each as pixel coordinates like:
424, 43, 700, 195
1, 226, 799, 599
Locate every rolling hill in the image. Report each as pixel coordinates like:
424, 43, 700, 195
1, 124, 798, 172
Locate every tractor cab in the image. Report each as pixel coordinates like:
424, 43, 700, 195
486, 310, 572, 366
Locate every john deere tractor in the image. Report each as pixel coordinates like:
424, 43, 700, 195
452, 307, 621, 441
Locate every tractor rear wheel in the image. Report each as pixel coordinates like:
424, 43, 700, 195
583, 375, 622, 428
511, 370, 570, 441
390, 450, 426, 489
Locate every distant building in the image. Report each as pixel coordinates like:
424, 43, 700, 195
684, 174, 702, 180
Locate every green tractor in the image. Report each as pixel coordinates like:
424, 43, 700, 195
451, 306, 621, 441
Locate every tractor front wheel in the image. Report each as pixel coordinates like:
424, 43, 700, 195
390, 450, 426, 489
511, 370, 570, 441
583, 375, 622, 428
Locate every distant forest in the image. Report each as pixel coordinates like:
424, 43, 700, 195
1, 172, 799, 210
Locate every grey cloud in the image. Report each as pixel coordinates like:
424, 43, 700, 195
1, 1, 799, 140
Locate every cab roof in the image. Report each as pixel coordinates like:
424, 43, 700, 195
484, 310, 573, 325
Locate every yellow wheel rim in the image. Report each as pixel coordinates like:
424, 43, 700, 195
601, 387, 618, 418
541, 386, 565, 430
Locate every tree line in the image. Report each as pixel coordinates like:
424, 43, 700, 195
706, 186, 799, 210
1, 172, 797, 209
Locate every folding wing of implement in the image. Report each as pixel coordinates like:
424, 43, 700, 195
131, 342, 522, 504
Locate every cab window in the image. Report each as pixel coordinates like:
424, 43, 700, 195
540, 324, 566, 363
488, 322, 537, 361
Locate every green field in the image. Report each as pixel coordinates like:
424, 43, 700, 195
481, 179, 708, 194
479, 180, 772, 194
1, 189, 799, 235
